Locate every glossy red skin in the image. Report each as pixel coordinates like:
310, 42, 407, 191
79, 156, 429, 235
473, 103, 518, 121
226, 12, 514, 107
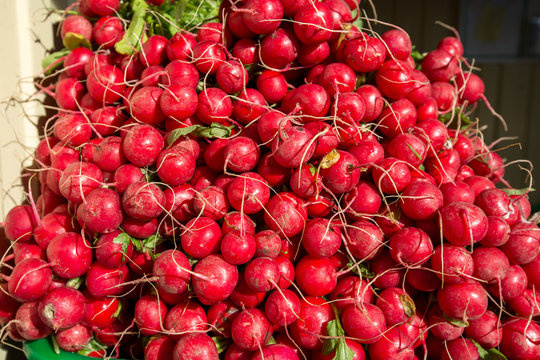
371, 157, 411, 194
226, 9, 256, 38
347, 140, 384, 171
389, 227, 433, 266
501, 222, 540, 264
232, 39, 259, 65
0, 283, 20, 326
264, 192, 308, 237
55, 77, 85, 111
86, 64, 125, 103
8, 258, 52, 302
164, 301, 207, 341
58, 161, 103, 204
64, 47, 93, 79
162, 60, 199, 87
192, 41, 227, 75
231, 308, 273, 351
421, 49, 459, 82
233, 89, 266, 125
321, 150, 360, 194
244, 257, 280, 293
113, 164, 145, 194
166, 31, 196, 61
93, 136, 126, 172
316, 62, 356, 96
192, 185, 229, 220
32, 212, 72, 249
144, 336, 176, 360
290, 297, 334, 350
192, 255, 239, 305
61, 14, 92, 41
223, 137, 260, 173
207, 301, 239, 338
197, 87, 233, 124
302, 218, 341, 258
440, 338, 480, 360
252, 230, 281, 259
375, 60, 415, 100
139, 35, 168, 67
241, 0, 283, 35
400, 181, 443, 221
489, 264, 528, 301
386, 133, 427, 168
129, 86, 166, 124
173, 333, 218, 360
378, 98, 417, 138
95, 229, 133, 268
343, 181, 382, 219
156, 148, 196, 187
438, 280, 488, 321
257, 110, 291, 148
281, 84, 330, 122
465, 310, 502, 349
273, 126, 317, 168
230, 276, 266, 308
304, 121, 339, 159
440, 181, 475, 206
256, 70, 288, 104
523, 253, 540, 289
160, 85, 198, 120
153, 250, 191, 295
260, 27, 299, 70
264, 289, 301, 326
47, 148, 79, 193
216, 60, 248, 94
343, 36, 386, 73
342, 303, 386, 344
500, 319, 540, 360
92, 16, 123, 48
472, 246, 510, 284
85, 263, 129, 298
375, 287, 415, 326
90, 106, 125, 136
289, 166, 321, 199
47, 232, 93, 279
440, 202, 488, 246
481, 216, 510, 247
469, 151, 505, 184
293, 2, 333, 44
275, 255, 295, 288
406, 69, 432, 106
371, 251, 405, 289
297, 41, 330, 66
414, 118, 449, 155
329, 276, 374, 311
369, 327, 415, 360
431, 244, 474, 284
83, 296, 119, 330
345, 219, 384, 260
221, 231, 256, 265
295, 255, 337, 296
257, 154, 291, 187
464, 175, 496, 198
122, 181, 165, 221
53, 113, 92, 146
15, 302, 53, 341
427, 304, 464, 341
251, 344, 299, 360
38, 287, 85, 330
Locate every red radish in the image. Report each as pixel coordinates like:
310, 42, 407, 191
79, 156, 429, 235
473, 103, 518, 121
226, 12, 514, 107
192, 254, 238, 305
330, 275, 374, 310
122, 181, 165, 221
302, 218, 341, 258
192, 41, 226, 75
375, 60, 415, 100
223, 137, 260, 172
113, 164, 145, 194
272, 126, 316, 168
197, 87, 233, 124
61, 15, 92, 43
438, 280, 488, 321
472, 246, 510, 283
156, 148, 196, 186
501, 222, 540, 265
342, 303, 387, 344
153, 250, 191, 295
431, 244, 474, 284
381, 29, 412, 60
221, 211, 256, 235
400, 181, 443, 220
58, 162, 103, 204
8, 258, 52, 302
421, 49, 459, 82
264, 192, 307, 237
64, 47, 93, 79
264, 288, 301, 326
56, 323, 92, 352
134, 295, 167, 336
427, 304, 464, 341
90, 106, 125, 136
233, 89, 266, 125
260, 27, 299, 70
369, 327, 415, 360
192, 185, 229, 220
4, 205, 37, 242
389, 227, 433, 266
320, 150, 361, 194
216, 60, 248, 94
241, 0, 283, 35
500, 319, 540, 360
244, 257, 280, 292
83, 296, 120, 330
47, 232, 93, 279
440, 338, 480, 360
257, 70, 288, 103
55, 77, 85, 110
257, 153, 291, 187
438, 36, 464, 58
92, 16, 123, 48
144, 336, 176, 360
232, 38, 259, 65
343, 36, 386, 73
254, 230, 281, 258
371, 157, 411, 194
86, 64, 125, 103
95, 230, 133, 268
93, 135, 126, 172
290, 296, 333, 350
377, 98, 417, 138
317, 62, 356, 96
440, 202, 488, 246
230, 276, 267, 308
162, 60, 199, 88
85, 263, 129, 298
295, 255, 337, 296
77, 187, 123, 234
38, 287, 85, 330
53, 113, 92, 147
231, 308, 272, 351
464, 310, 502, 349
15, 302, 53, 340
376, 287, 415, 326
345, 219, 384, 260
251, 344, 300, 360
139, 35, 168, 67
371, 251, 405, 289
173, 333, 219, 360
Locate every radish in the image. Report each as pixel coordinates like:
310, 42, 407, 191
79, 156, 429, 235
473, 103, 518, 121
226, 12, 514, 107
38, 287, 86, 330
56, 323, 92, 352
222, 211, 256, 235
260, 27, 299, 70
342, 303, 387, 344
264, 192, 307, 237
231, 308, 272, 351
427, 304, 464, 341
345, 219, 384, 260
77, 187, 123, 234
85, 263, 129, 298
500, 319, 540, 360
389, 227, 433, 266
251, 344, 299, 360
369, 327, 415, 360
153, 250, 191, 295
290, 296, 333, 350
376, 287, 415, 326
241, 0, 283, 35
302, 218, 341, 258
400, 180, 443, 220
164, 301, 207, 340
230, 276, 266, 308
343, 36, 386, 73
83, 296, 120, 330
440, 202, 488, 246
8, 258, 52, 302
192, 41, 227, 75
15, 301, 53, 340
264, 288, 301, 326
295, 255, 337, 296
221, 231, 256, 265
437, 279, 488, 321
216, 60, 248, 94
86, 64, 125, 103
92, 16, 123, 48
464, 310, 502, 349
193, 185, 229, 220
173, 333, 219, 360
320, 150, 361, 194
4, 205, 37, 242
244, 257, 280, 292
145, 336, 176, 360
196, 87, 233, 124
192, 254, 238, 305
440, 338, 480, 360
53, 113, 91, 147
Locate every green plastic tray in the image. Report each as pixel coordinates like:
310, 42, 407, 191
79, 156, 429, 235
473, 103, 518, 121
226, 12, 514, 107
23, 338, 94, 360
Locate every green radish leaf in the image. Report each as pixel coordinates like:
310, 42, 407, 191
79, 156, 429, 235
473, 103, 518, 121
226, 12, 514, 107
322, 306, 355, 360
211, 335, 231, 354
308, 164, 317, 176
347, 261, 375, 278
112, 232, 132, 262
112, 300, 123, 319
115, 0, 149, 55
66, 276, 85, 289
501, 188, 535, 196
167, 123, 233, 146
179, 0, 220, 29
471, 339, 508, 359
77, 337, 107, 357
62, 32, 92, 50
419, 164, 425, 171
265, 336, 277, 345
443, 313, 469, 327
142, 234, 163, 252
41, 48, 70, 75
131, 238, 143, 253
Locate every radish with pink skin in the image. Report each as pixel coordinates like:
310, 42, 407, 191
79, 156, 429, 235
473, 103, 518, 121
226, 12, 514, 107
377, 98, 417, 138
162, 60, 199, 88
122, 181, 165, 221
257, 70, 288, 103
464, 310, 502, 349
348, 139, 385, 171
343, 36, 386, 73
139, 35, 168, 67
231, 308, 273, 351
241, 0, 283, 35
260, 27, 299, 70
371, 251, 405, 289
93, 136, 126, 172
86, 64, 125, 104
207, 300, 239, 338
15, 302, 53, 341
290, 296, 333, 350
302, 218, 341, 258
53, 113, 92, 147
129, 87, 166, 124
438, 279, 488, 321
135, 295, 167, 336
427, 304, 464, 341
166, 32, 197, 61
264, 288, 301, 326
160, 85, 198, 120
431, 244, 474, 284
197, 87, 233, 124
77, 187, 123, 234
173, 333, 219, 360
500, 319, 540, 360
113, 164, 145, 194
342, 303, 387, 344
85, 263, 129, 298
244, 257, 280, 293
95, 230, 134, 268
372, 157, 411, 194
282, 84, 330, 121
345, 219, 384, 261
221, 231, 256, 265
440, 181, 475, 205
156, 148, 196, 186
320, 150, 361, 194
64, 47, 93, 79
223, 137, 260, 172
92, 16, 123, 48
56, 323, 92, 352
144, 336, 176, 360
295, 255, 337, 296
369, 327, 415, 360
400, 180, 443, 220
216, 60, 248, 94
343, 181, 382, 218
192, 41, 227, 75
317, 62, 357, 96
472, 246, 510, 283
4, 205, 37, 242
47, 232, 93, 279
389, 227, 433, 266
440, 338, 480, 360
272, 126, 316, 168
431, 82, 456, 111
421, 48, 459, 82
61, 15, 92, 43
254, 230, 282, 259
8, 258, 52, 302
506, 288, 540, 317
55, 77, 85, 111
440, 202, 488, 246
501, 222, 540, 265
257, 110, 291, 148
192, 254, 238, 305
481, 216, 511, 247
489, 264, 528, 300
153, 250, 191, 295
355, 84, 385, 122
58, 161, 103, 204
90, 106, 125, 136
376, 287, 416, 326
264, 192, 307, 237
230, 276, 267, 308
38, 287, 85, 330
192, 185, 229, 220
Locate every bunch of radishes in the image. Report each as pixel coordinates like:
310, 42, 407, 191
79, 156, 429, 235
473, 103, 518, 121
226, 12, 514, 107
1, 0, 539, 359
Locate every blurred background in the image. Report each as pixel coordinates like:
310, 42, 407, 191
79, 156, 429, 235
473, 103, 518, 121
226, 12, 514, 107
0, 0, 540, 357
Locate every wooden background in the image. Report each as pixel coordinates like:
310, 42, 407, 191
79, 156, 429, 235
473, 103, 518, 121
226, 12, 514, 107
372, 0, 540, 206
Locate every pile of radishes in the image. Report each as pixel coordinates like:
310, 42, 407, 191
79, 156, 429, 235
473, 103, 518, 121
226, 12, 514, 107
1, 0, 539, 359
